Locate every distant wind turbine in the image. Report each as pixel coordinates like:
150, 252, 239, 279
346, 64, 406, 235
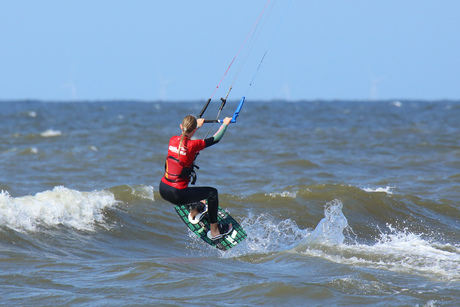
368, 73, 384, 101
63, 81, 77, 101
279, 83, 291, 101
64, 64, 77, 101
158, 74, 173, 101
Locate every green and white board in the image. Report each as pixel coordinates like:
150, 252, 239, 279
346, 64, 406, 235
175, 204, 247, 251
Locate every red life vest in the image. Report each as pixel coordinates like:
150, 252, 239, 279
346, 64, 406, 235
161, 135, 206, 189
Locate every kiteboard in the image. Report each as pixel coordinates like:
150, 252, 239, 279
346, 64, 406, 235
175, 202, 247, 251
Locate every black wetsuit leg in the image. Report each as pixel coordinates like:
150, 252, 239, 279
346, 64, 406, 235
159, 181, 219, 223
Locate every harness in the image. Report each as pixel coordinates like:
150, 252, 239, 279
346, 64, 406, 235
164, 155, 199, 185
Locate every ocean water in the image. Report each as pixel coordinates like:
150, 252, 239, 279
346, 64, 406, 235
0, 100, 459, 306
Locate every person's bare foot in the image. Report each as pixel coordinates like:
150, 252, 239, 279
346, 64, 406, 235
210, 223, 232, 237
189, 208, 199, 219
188, 200, 208, 224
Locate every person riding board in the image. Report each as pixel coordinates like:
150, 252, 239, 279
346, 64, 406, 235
159, 115, 233, 240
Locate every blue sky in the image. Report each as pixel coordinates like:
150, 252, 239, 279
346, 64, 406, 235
1, 1, 459, 102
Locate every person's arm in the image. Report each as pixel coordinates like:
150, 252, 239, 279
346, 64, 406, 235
204, 117, 232, 148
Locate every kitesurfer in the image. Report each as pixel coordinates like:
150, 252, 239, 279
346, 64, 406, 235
159, 115, 233, 240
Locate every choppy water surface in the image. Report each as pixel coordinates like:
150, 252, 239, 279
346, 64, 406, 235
0, 100, 459, 306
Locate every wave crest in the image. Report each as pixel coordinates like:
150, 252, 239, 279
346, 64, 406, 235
0, 186, 118, 232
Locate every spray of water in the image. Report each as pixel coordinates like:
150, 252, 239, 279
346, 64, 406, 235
0, 186, 118, 232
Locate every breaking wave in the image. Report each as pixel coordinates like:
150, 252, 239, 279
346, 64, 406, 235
0, 186, 118, 232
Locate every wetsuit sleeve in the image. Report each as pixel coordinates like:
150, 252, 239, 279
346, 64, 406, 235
204, 124, 228, 148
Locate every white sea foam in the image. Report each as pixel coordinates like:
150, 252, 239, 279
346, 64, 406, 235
362, 186, 394, 194
234, 213, 308, 255
19, 147, 38, 155
206, 196, 459, 282
318, 226, 460, 282
131, 185, 155, 201
297, 199, 349, 246
40, 129, 62, 137
293, 200, 460, 282
224, 199, 345, 257
267, 190, 298, 198
0, 186, 118, 232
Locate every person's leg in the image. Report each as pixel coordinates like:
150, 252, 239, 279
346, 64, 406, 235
160, 182, 230, 236
160, 182, 218, 218
159, 181, 185, 204
189, 187, 232, 238
183, 186, 218, 222
182, 186, 232, 237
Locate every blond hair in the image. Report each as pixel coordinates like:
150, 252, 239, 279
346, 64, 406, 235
178, 115, 197, 158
